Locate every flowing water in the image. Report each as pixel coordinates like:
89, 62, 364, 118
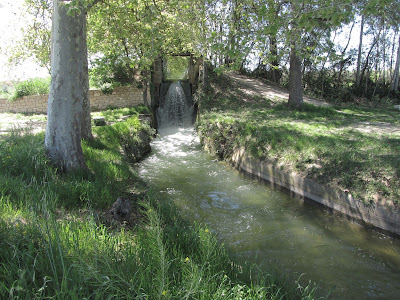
139, 83, 400, 299
157, 81, 194, 128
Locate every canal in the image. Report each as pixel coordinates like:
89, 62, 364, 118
140, 80, 400, 298
138, 126, 400, 299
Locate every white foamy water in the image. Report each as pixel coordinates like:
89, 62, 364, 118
157, 81, 194, 128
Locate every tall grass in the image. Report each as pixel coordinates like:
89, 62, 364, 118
1, 196, 322, 299
0, 110, 323, 299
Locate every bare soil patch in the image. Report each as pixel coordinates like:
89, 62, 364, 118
0, 113, 47, 139
227, 72, 331, 107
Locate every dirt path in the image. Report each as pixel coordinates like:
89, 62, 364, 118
227, 72, 400, 136
227, 72, 331, 107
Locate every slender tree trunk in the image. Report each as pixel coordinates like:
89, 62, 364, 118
269, 35, 281, 83
288, 42, 303, 109
391, 35, 400, 91
389, 33, 397, 82
337, 22, 355, 88
45, 0, 88, 171
382, 26, 387, 85
202, 59, 208, 89
122, 39, 136, 82
142, 70, 150, 107
356, 15, 364, 87
268, 2, 281, 83
360, 30, 381, 89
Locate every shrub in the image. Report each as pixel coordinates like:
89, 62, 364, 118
89, 54, 133, 88
100, 82, 114, 94
9, 77, 50, 101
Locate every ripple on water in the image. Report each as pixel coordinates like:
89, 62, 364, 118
207, 191, 240, 210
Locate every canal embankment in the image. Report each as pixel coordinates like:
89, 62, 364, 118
196, 72, 400, 236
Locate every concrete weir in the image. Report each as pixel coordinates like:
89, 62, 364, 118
228, 147, 400, 237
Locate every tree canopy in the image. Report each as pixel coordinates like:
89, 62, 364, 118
13, 0, 400, 100
13, 0, 399, 104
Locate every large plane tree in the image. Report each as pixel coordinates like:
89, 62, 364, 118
45, 0, 92, 171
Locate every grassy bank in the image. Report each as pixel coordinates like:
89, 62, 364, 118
0, 108, 320, 299
196, 73, 400, 206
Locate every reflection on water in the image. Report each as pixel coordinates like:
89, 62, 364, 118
139, 127, 400, 299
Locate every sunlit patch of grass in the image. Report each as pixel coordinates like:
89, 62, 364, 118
0, 113, 150, 212
91, 105, 150, 123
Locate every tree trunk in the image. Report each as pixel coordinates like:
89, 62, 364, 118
337, 22, 354, 88
382, 26, 387, 85
356, 15, 364, 87
142, 69, 150, 107
391, 35, 400, 91
268, 2, 281, 83
288, 43, 303, 109
81, 18, 92, 140
45, 0, 88, 171
360, 30, 381, 89
389, 33, 397, 82
288, 0, 303, 109
269, 35, 281, 83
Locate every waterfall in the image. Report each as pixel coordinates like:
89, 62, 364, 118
157, 81, 194, 128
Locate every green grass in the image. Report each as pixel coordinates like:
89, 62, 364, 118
92, 105, 151, 123
197, 73, 400, 205
0, 109, 322, 299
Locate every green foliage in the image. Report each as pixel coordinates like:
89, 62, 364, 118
0, 84, 11, 99
100, 82, 113, 94
9, 77, 51, 101
301, 69, 400, 105
163, 56, 189, 81
10, 0, 52, 70
87, 0, 163, 74
89, 54, 133, 88
14, 0, 400, 108
92, 106, 151, 123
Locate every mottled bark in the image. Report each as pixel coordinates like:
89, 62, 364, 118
45, 0, 89, 171
81, 19, 92, 140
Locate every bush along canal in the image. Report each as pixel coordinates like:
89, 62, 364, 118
139, 81, 400, 299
